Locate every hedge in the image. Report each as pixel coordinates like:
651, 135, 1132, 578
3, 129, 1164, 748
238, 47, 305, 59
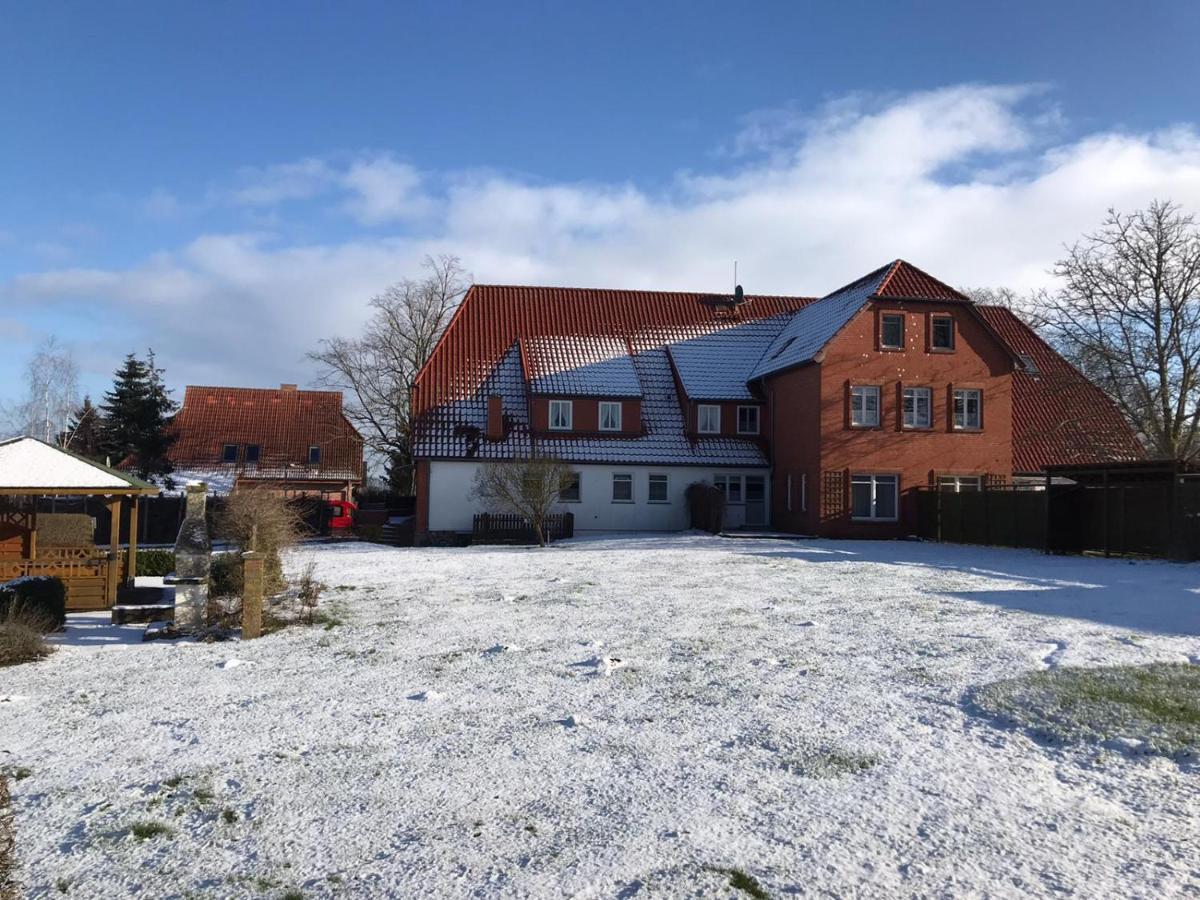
135, 549, 176, 578
0, 576, 67, 632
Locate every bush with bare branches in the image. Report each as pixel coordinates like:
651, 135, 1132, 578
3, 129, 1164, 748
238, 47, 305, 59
471, 456, 574, 546
216, 489, 302, 594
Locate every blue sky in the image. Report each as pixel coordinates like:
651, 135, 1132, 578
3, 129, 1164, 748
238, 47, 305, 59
3, 0, 1200, 409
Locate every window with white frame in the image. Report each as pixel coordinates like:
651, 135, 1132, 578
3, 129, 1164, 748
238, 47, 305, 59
953, 388, 982, 429
559, 472, 581, 502
647, 473, 669, 503
850, 473, 899, 520
736, 405, 760, 434
937, 475, 982, 492
549, 399, 573, 431
698, 404, 721, 434
713, 474, 743, 503
902, 386, 932, 429
612, 473, 633, 502
850, 385, 881, 427
598, 401, 622, 431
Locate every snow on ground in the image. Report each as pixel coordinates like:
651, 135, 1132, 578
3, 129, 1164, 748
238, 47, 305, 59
4, 535, 1200, 898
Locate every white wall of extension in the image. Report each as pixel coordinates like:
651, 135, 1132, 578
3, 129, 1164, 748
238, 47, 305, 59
427, 460, 771, 533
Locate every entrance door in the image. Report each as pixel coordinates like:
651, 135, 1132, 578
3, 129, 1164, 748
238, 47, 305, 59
744, 476, 766, 526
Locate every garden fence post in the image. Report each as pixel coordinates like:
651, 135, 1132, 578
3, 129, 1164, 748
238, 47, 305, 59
242, 551, 265, 639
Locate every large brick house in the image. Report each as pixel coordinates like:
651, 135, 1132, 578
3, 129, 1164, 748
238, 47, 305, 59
167, 384, 364, 500
411, 260, 1142, 539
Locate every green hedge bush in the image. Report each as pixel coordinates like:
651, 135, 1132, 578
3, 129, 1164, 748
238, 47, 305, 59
0, 576, 67, 631
135, 549, 175, 578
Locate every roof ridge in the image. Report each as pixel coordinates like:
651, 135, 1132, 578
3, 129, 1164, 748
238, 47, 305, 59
873, 259, 972, 302
471, 283, 814, 301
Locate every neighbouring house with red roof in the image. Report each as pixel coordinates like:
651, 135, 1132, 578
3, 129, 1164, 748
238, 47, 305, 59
167, 384, 364, 500
411, 260, 1143, 540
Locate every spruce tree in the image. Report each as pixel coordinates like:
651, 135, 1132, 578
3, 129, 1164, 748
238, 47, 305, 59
100, 351, 177, 478
63, 396, 105, 459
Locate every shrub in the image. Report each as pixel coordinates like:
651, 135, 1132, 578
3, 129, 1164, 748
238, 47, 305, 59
217, 489, 302, 594
0, 577, 66, 632
35, 513, 94, 547
208, 553, 243, 599
0, 618, 52, 668
685, 482, 726, 534
134, 549, 175, 578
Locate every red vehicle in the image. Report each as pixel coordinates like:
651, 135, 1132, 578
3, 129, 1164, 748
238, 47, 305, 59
327, 499, 357, 532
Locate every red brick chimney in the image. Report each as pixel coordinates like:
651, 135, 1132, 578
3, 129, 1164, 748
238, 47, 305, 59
486, 395, 504, 441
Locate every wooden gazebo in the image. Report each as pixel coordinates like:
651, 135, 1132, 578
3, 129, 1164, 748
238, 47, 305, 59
0, 437, 159, 610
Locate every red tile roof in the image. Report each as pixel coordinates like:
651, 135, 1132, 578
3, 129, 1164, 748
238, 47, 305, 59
976, 306, 1144, 473
875, 259, 970, 302
413, 285, 815, 415
169, 385, 364, 482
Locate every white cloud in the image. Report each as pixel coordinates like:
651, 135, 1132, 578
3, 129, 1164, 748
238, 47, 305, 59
7, 83, 1200, 397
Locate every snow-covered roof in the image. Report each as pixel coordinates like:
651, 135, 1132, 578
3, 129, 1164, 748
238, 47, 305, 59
0, 437, 156, 493
523, 336, 642, 397
667, 315, 790, 401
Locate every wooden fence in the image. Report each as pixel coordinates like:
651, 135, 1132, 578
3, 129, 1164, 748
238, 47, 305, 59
0, 549, 124, 611
472, 512, 574, 545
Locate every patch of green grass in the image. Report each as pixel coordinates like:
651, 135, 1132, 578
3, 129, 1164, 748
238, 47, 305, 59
282, 890, 304, 900
162, 774, 184, 789
193, 787, 214, 804
56, 877, 70, 893
222, 808, 238, 824
708, 867, 770, 899
779, 747, 879, 778
129, 820, 174, 840
10, 766, 32, 781
973, 663, 1200, 757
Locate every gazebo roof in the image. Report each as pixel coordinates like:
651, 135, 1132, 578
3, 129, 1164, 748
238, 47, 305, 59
0, 436, 159, 495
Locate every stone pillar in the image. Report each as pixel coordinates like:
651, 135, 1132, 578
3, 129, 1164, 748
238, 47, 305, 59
170, 484, 212, 630
241, 551, 264, 639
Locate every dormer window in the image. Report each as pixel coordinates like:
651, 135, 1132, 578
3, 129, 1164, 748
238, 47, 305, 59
931, 315, 955, 351
880, 313, 904, 350
697, 404, 721, 434
599, 401, 622, 431
222, 444, 238, 463
245, 444, 261, 463
549, 400, 573, 431
736, 405, 760, 435
308, 445, 322, 464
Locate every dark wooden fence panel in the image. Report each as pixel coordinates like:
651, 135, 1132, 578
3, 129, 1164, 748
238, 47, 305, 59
472, 512, 574, 545
917, 488, 1046, 550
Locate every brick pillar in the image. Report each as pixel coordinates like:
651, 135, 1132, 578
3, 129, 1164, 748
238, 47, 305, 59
242, 551, 264, 639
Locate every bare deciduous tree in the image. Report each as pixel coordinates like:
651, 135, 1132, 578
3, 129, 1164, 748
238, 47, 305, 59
309, 255, 469, 493
8, 337, 80, 445
1039, 201, 1200, 460
471, 456, 574, 546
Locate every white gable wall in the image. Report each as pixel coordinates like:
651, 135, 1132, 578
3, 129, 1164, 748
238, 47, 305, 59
427, 460, 769, 533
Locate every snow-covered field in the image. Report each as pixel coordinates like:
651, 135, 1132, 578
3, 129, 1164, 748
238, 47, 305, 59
4, 535, 1200, 898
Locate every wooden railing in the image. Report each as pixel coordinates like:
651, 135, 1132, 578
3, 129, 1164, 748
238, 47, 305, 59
0, 548, 124, 611
472, 513, 574, 545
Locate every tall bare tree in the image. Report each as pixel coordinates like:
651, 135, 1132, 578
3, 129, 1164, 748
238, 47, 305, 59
309, 255, 469, 493
1039, 201, 1200, 460
471, 456, 574, 547
9, 337, 80, 445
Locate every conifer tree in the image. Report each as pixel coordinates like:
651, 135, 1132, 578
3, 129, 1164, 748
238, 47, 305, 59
63, 396, 105, 460
100, 350, 177, 478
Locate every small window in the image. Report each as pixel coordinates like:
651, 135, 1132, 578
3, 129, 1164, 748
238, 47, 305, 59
902, 387, 932, 429
953, 389, 982, 430
222, 444, 238, 463
560, 472, 581, 502
612, 473, 633, 503
308, 445, 321, 464
736, 405, 760, 435
698, 404, 721, 434
599, 401, 622, 431
881, 313, 904, 349
549, 400, 573, 431
1015, 353, 1040, 376
714, 474, 743, 503
850, 473, 899, 521
245, 444, 261, 463
931, 315, 955, 350
647, 474, 669, 503
850, 385, 880, 427
938, 475, 982, 492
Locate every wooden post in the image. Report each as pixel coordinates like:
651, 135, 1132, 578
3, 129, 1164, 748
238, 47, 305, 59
126, 496, 139, 583
107, 497, 120, 605
28, 506, 37, 561
242, 551, 264, 639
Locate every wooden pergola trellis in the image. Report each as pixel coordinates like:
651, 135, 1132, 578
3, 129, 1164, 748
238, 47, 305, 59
0, 437, 159, 611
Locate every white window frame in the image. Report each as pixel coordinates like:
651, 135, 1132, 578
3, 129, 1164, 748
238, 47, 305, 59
647, 473, 669, 504
880, 312, 905, 349
736, 405, 760, 435
611, 473, 633, 503
938, 475, 982, 493
598, 401, 622, 432
714, 474, 743, 504
548, 399, 573, 431
902, 386, 932, 429
953, 389, 982, 430
698, 404, 721, 434
850, 385, 881, 427
560, 472, 582, 502
850, 473, 899, 521
307, 445, 321, 465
